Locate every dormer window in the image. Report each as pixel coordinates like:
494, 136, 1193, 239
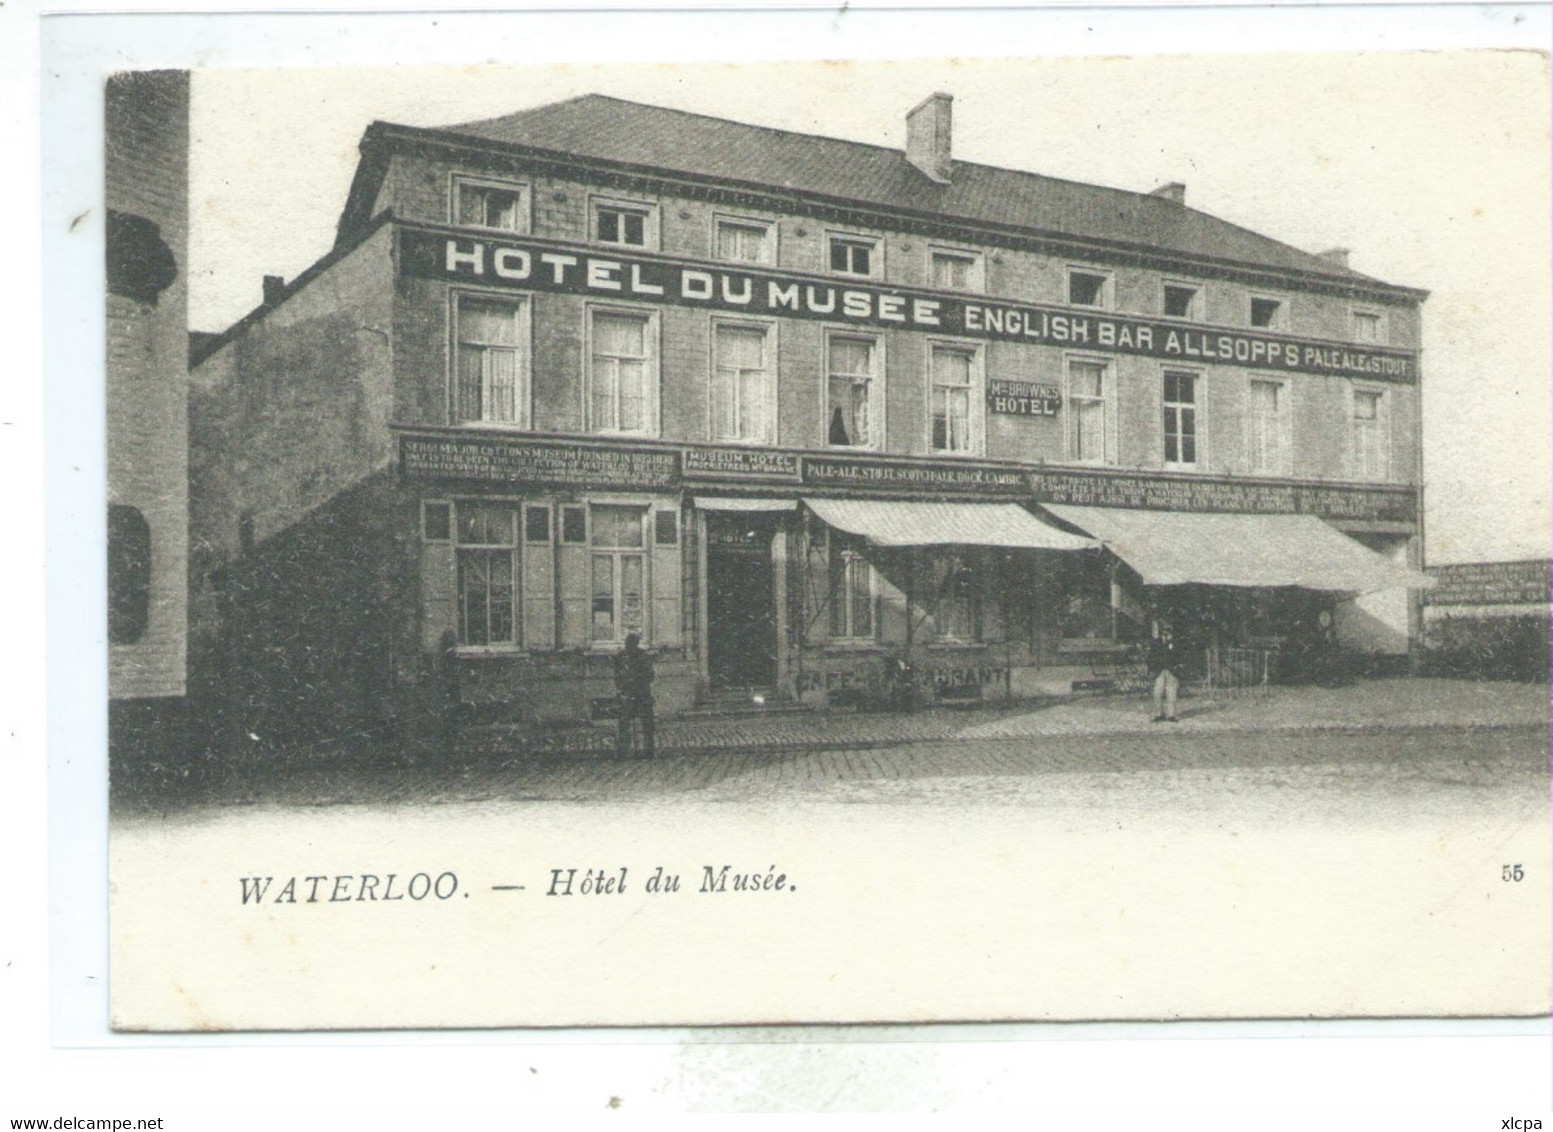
452, 176, 528, 233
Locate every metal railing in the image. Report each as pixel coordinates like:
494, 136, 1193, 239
1203, 647, 1274, 699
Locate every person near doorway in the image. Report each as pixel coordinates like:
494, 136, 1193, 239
1149, 618, 1181, 723
613, 632, 655, 757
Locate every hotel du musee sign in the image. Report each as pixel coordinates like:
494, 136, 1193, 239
401, 226, 1418, 384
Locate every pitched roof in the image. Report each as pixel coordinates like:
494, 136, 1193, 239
419, 94, 1394, 291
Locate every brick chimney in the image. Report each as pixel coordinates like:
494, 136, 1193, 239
1149, 182, 1186, 205
906, 93, 953, 184
1318, 247, 1351, 268
262, 274, 286, 305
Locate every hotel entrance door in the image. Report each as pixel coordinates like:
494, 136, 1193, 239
705, 517, 777, 690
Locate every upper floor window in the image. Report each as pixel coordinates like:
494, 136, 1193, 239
453, 294, 526, 426
592, 197, 656, 249
590, 505, 648, 645
715, 216, 774, 264
1249, 294, 1285, 329
826, 332, 880, 449
452, 176, 528, 233
1066, 357, 1112, 465
929, 342, 983, 455
455, 501, 518, 647
828, 535, 875, 641
828, 233, 880, 279
1247, 378, 1292, 476
1352, 309, 1386, 344
1162, 281, 1201, 319
711, 320, 775, 444
588, 307, 657, 436
930, 247, 984, 292
1068, 267, 1113, 309
1162, 369, 1200, 469
1351, 385, 1390, 482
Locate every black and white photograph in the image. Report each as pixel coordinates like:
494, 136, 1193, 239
17, 3, 1553, 1115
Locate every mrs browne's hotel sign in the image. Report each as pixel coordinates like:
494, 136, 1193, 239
401, 227, 1418, 383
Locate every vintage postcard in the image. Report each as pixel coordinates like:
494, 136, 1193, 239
98, 51, 1549, 1032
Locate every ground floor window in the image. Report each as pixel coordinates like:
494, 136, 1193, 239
455, 501, 518, 645
933, 552, 982, 643
829, 535, 875, 640
590, 504, 647, 643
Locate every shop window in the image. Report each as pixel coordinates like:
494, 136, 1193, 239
592, 198, 655, 249
590, 505, 647, 644
929, 343, 982, 455
935, 554, 982, 643
828, 234, 879, 279
1352, 309, 1386, 344
715, 216, 774, 264
826, 333, 879, 449
1248, 379, 1292, 476
1066, 358, 1112, 464
561, 505, 587, 544
828, 535, 875, 641
1163, 282, 1200, 319
524, 505, 551, 543
1061, 556, 1113, 641
588, 308, 657, 435
654, 510, 679, 547
1351, 386, 1390, 482
711, 321, 774, 443
107, 504, 151, 645
453, 294, 526, 426
1068, 268, 1112, 309
422, 501, 452, 541
1249, 295, 1284, 329
455, 502, 517, 646
452, 176, 528, 233
930, 247, 983, 291
1163, 369, 1200, 468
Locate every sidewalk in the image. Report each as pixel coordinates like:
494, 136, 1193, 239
465, 677, 1551, 758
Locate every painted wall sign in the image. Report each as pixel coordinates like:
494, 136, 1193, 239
988, 379, 1061, 416
399, 227, 1419, 384
1028, 469, 1416, 524
683, 447, 801, 481
1425, 560, 1551, 606
396, 431, 1417, 524
400, 435, 679, 489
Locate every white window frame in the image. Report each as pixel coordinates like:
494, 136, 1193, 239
1248, 292, 1287, 330
1245, 375, 1294, 477
589, 194, 659, 251
585, 303, 661, 438
828, 535, 877, 643
587, 502, 651, 648
709, 316, 778, 445
826, 231, 882, 280
449, 289, 530, 428
1161, 278, 1203, 320
1067, 265, 1114, 310
926, 339, 986, 457
451, 498, 522, 651
1063, 353, 1116, 466
928, 245, 985, 292
1351, 307, 1387, 345
822, 328, 885, 451
1349, 382, 1391, 482
449, 174, 531, 234
713, 212, 777, 265
1161, 367, 1205, 472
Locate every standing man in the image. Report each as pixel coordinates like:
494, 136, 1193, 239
613, 632, 655, 757
1149, 618, 1181, 723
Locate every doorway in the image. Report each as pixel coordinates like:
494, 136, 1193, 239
705, 516, 777, 689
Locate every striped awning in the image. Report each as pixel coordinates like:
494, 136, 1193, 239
803, 498, 1094, 551
1040, 504, 1433, 593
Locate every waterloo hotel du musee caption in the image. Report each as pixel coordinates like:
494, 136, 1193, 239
172, 90, 1433, 757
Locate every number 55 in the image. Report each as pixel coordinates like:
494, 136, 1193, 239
1502, 864, 1524, 882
